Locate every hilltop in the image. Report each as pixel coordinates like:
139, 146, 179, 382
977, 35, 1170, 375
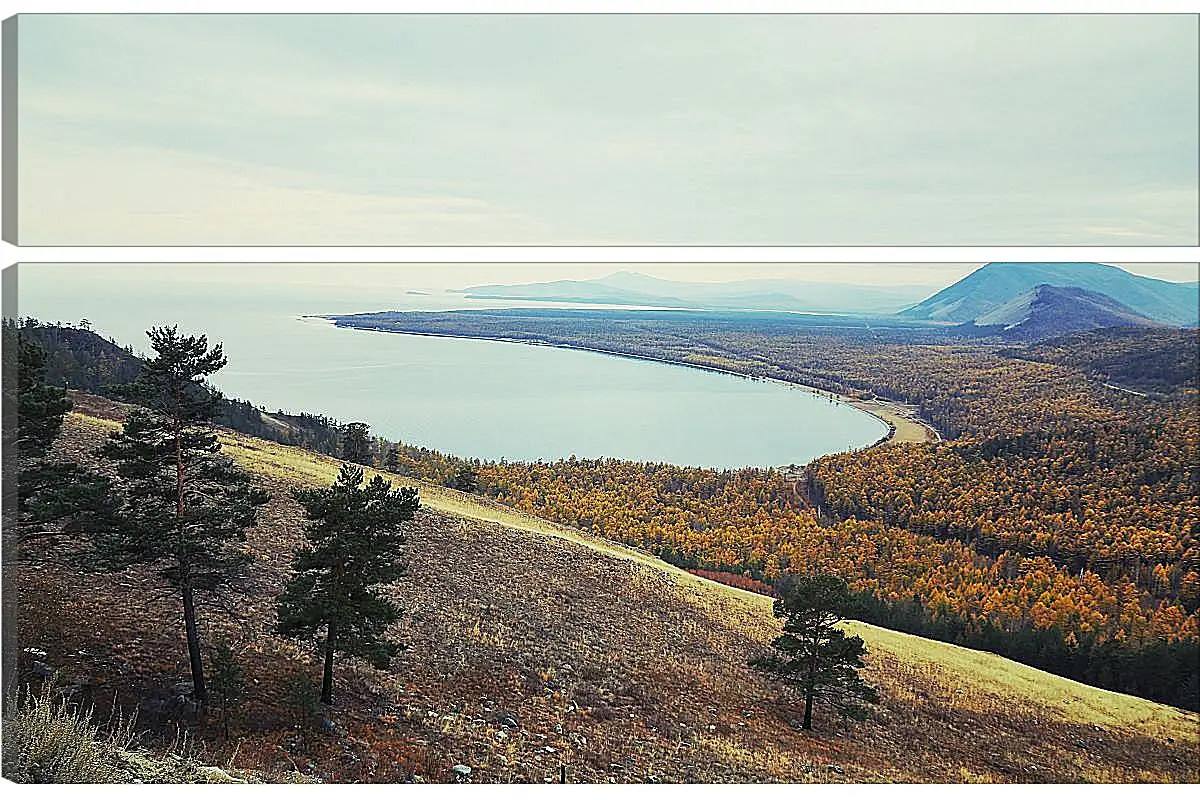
17, 401, 1199, 784
966, 285, 1165, 342
900, 262, 1198, 327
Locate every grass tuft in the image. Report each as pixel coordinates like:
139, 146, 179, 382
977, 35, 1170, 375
2, 678, 137, 783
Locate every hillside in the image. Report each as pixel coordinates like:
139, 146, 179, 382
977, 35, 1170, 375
17, 404, 1199, 784
969, 285, 1165, 342
901, 263, 1198, 326
1006, 328, 1200, 397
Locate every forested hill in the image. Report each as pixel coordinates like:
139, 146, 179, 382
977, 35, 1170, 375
16, 318, 472, 489
17, 319, 344, 457
1004, 328, 1200, 396
21, 322, 144, 392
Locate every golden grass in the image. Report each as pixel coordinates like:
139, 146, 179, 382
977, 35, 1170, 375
2, 679, 136, 783
842, 621, 1198, 741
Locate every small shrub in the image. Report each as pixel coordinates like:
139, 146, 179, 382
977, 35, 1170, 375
209, 640, 246, 739
2, 680, 136, 783
282, 672, 322, 730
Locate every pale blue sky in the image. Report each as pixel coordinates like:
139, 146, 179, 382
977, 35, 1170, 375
20, 262, 1200, 291
16, 14, 1200, 245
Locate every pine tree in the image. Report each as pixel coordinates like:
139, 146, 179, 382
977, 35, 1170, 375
5, 323, 116, 694
5, 325, 115, 555
340, 422, 372, 466
446, 463, 478, 493
13, 331, 72, 458
92, 326, 268, 707
276, 463, 418, 704
208, 639, 245, 740
750, 574, 880, 730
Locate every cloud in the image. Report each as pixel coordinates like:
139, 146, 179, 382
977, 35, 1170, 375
15, 14, 1199, 244
19, 141, 548, 244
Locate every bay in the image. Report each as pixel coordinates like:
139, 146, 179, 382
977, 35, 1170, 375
18, 264, 888, 468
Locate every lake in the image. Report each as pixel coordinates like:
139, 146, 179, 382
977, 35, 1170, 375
18, 264, 889, 468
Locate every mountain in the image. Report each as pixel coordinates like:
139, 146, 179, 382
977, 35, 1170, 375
28, 404, 1199, 783
453, 276, 688, 307
968, 284, 1166, 342
900, 262, 1199, 326
455, 270, 932, 315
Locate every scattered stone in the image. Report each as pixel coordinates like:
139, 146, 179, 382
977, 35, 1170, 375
321, 718, 347, 737
197, 766, 243, 784
491, 711, 520, 728
451, 764, 472, 781
22, 647, 48, 659
826, 764, 845, 775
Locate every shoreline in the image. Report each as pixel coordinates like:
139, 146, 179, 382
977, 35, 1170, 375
318, 317, 943, 450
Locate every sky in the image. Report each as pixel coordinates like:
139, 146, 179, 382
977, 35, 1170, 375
17, 262, 1200, 294
15, 14, 1200, 246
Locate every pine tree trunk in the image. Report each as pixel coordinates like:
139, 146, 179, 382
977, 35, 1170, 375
182, 581, 207, 706
803, 646, 818, 730
321, 623, 336, 705
173, 410, 206, 706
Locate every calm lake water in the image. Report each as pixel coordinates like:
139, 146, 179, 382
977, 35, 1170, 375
19, 265, 888, 468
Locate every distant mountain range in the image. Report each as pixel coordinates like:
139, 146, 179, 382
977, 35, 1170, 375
966, 284, 1167, 342
899, 262, 1198, 327
454, 270, 932, 315
452, 263, 1198, 340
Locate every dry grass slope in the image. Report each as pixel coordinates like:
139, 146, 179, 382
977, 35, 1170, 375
16, 407, 1198, 783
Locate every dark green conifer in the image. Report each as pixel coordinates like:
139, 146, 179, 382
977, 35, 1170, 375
209, 639, 245, 740
276, 463, 418, 704
340, 422, 373, 466
750, 574, 880, 730
93, 326, 268, 707
446, 463, 477, 493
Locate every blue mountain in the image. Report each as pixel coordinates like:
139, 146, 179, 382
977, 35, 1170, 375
900, 263, 1198, 326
